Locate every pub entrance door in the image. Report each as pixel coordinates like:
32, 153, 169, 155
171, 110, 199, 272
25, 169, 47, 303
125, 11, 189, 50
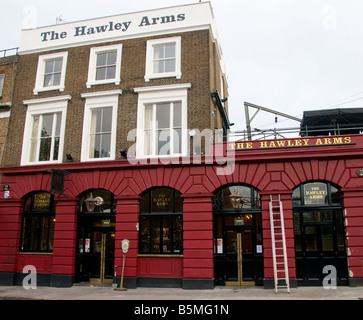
75, 217, 115, 284
214, 213, 264, 286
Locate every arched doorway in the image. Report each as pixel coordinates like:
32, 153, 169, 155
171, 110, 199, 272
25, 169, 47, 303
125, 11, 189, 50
75, 189, 116, 284
292, 182, 348, 286
213, 185, 263, 286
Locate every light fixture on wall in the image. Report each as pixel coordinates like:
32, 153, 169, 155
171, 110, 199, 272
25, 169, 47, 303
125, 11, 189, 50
66, 154, 73, 162
84, 192, 96, 213
120, 149, 128, 159
229, 187, 244, 209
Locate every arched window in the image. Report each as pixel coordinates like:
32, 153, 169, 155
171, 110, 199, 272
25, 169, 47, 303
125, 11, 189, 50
139, 188, 183, 254
20, 192, 55, 252
78, 189, 116, 214
292, 182, 348, 285
213, 184, 261, 211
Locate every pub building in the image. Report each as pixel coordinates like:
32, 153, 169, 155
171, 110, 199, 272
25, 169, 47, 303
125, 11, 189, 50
1, 2, 363, 290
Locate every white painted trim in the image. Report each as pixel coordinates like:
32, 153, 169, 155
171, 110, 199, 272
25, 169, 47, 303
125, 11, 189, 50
80, 91, 121, 162
86, 44, 123, 88
135, 84, 189, 159
134, 83, 191, 93
21, 97, 69, 166
0, 110, 11, 118
145, 36, 182, 82
81, 89, 122, 99
24, 95, 72, 106
33, 51, 68, 95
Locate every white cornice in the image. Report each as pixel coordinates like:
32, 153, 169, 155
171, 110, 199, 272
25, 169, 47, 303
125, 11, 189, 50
81, 89, 122, 99
23, 95, 72, 105
134, 83, 192, 93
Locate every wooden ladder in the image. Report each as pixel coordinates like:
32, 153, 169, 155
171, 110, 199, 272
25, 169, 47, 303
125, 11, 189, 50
269, 194, 290, 293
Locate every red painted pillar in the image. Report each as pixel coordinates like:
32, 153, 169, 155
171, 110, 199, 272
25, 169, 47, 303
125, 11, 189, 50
115, 195, 140, 289
342, 187, 363, 286
0, 199, 23, 285
182, 193, 214, 289
261, 191, 296, 288
50, 197, 78, 287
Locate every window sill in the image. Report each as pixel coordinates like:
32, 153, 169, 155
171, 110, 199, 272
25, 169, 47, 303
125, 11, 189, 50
34, 86, 65, 95
86, 79, 120, 88
145, 73, 182, 82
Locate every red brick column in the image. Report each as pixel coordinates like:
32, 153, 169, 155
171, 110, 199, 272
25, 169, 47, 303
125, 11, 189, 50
342, 187, 363, 286
182, 193, 214, 289
260, 191, 296, 288
50, 198, 78, 287
115, 195, 140, 289
0, 199, 23, 285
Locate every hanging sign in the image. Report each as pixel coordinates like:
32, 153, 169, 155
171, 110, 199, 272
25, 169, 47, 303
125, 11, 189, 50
122, 239, 130, 254
303, 183, 327, 205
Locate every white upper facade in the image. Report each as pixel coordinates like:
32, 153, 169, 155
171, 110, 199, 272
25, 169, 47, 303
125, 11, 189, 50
19, 2, 220, 55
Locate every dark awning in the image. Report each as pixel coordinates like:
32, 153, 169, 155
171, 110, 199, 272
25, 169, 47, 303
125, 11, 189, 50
300, 108, 363, 136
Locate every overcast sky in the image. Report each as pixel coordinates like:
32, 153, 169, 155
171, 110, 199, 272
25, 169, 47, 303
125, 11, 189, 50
2, 0, 363, 132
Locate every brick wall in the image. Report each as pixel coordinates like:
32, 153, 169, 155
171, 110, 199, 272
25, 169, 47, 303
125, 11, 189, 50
3, 29, 225, 166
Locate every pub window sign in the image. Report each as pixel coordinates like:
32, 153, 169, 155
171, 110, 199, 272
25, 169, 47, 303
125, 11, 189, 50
303, 183, 328, 205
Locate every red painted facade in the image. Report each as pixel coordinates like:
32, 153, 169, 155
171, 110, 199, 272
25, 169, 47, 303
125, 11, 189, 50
1, 134, 363, 288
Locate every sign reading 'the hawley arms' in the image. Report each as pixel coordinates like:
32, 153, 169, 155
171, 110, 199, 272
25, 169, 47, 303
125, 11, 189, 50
228, 136, 353, 151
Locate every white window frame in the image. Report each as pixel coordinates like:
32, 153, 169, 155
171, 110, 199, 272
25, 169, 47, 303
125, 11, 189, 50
134, 84, 191, 159
34, 52, 68, 95
21, 96, 71, 166
86, 44, 122, 88
145, 37, 182, 82
0, 74, 5, 97
80, 90, 122, 162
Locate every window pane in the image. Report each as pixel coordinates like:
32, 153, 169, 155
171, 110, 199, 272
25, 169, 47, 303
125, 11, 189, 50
292, 187, 301, 206
53, 59, 63, 73
158, 129, 170, 156
140, 216, 151, 253
55, 113, 61, 136
151, 188, 173, 213
41, 114, 54, 137
151, 216, 161, 253
162, 217, 171, 253
52, 73, 61, 86
154, 46, 164, 59
156, 103, 170, 129
45, 60, 54, 74
165, 59, 176, 73
173, 215, 183, 253
144, 105, 153, 129
96, 67, 106, 80
294, 213, 302, 251
107, 51, 117, 66
39, 137, 51, 161
53, 137, 60, 161
101, 107, 112, 132
40, 217, 50, 251
165, 44, 176, 58
174, 129, 182, 154
106, 66, 116, 79
305, 226, 318, 251
96, 53, 107, 67
43, 74, 53, 87
173, 102, 182, 127
336, 211, 346, 251
321, 226, 334, 251
100, 133, 111, 158
48, 218, 55, 250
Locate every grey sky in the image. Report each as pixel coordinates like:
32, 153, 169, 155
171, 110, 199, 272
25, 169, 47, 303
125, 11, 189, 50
2, 0, 363, 132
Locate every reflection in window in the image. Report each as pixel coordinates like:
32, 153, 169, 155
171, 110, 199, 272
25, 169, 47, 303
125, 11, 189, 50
139, 188, 183, 254
20, 192, 55, 252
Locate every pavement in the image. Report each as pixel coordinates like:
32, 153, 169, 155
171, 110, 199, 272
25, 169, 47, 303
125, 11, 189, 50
0, 284, 363, 300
